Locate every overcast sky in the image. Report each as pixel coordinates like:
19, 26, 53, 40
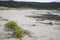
14, 0, 60, 2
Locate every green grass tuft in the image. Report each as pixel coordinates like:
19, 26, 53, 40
5, 21, 18, 29
5, 21, 25, 40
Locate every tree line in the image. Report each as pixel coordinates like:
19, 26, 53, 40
0, 1, 60, 9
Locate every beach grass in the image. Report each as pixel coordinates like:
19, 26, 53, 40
5, 21, 25, 40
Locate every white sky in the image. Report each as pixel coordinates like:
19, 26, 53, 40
14, 0, 60, 2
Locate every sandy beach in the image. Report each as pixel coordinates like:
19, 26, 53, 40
0, 9, 60, 40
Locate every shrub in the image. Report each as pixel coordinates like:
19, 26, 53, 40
5, 21, 25, 40
13, 28, 24, 38
5, 21, 18, 29
5, 21, 37, 40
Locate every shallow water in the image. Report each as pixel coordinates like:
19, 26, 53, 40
0, 9, 60, 40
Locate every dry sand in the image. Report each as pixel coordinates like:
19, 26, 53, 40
0, 9, 60, 40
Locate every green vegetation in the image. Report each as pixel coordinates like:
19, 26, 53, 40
5, 21, 36, 40
13, 28, 24, 40
5, 21, 18, 29
0, 1, 60, 10
5, 21, 24, 40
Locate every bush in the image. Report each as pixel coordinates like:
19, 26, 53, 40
5, 21, 25, 40
13, 28, 24, 38
5, 21, 18, 29
5, 21, 36, 40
